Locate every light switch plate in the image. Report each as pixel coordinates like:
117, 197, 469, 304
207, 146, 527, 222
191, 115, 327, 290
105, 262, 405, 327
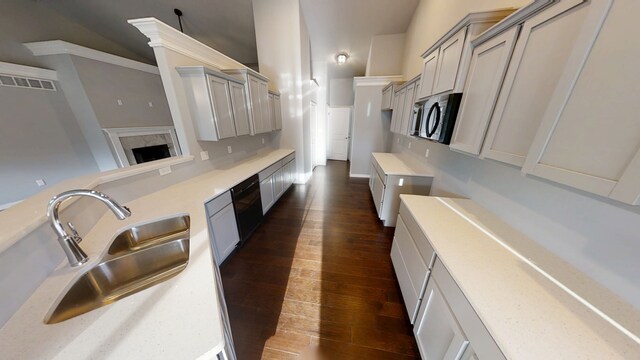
425, 149, 430, 158
227, 146, 232, 154
262, 137, 265, 144
35, 179, 46, 187
117, 99, 123, 106
159, 166, 172, 176
200, 151, 209, 160
408, 141, 412, 149
148, 101, 153, 107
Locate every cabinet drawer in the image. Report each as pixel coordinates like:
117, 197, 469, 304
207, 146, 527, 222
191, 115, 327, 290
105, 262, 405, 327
399, 201, 436, 266
431, 259, 505, 360
282, 152, 295, 165
391, 216, 431, 323
259, 161, 282, 181
205, 191, 233, 216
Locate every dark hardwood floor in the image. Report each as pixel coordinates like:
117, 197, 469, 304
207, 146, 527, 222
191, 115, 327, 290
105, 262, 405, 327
220, 160, 419, 359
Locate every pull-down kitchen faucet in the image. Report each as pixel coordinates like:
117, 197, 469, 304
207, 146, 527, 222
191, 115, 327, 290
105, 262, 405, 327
47, 189, 131, 267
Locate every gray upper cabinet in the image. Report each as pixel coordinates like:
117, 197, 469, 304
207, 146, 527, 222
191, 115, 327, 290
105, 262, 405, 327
177, 66, 245, 141
229, 81, 251, 136
523, 0, 640, 205
223, 68, 273, 135
450, 26, 519, 155
480, 0, 595, 167
269, 90, 282, 131
432, 28, 467, 96
417, 49, 439, 100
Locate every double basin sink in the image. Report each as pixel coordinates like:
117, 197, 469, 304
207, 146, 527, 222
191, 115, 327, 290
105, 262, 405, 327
45, 215, 191, 324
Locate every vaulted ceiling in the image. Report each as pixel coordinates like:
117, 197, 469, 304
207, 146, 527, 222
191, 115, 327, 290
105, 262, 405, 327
38, 0, 419, 79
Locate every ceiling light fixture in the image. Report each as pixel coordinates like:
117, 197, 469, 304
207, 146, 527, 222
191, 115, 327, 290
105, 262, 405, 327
336, 52, 349, 65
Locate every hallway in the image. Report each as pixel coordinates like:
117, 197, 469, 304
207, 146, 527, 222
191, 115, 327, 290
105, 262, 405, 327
220, 160, 419, 359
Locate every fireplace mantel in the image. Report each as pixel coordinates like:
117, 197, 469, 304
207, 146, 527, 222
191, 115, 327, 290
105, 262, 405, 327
103, 126, 181, 167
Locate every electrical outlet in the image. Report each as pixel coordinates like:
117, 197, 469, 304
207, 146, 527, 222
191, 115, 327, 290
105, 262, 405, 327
200, 151, 209, 160
425, 149, 430, 158
148, 101, 153, 107
117, 99, 123, 106
262, 137, 265, 144
408, 141, 412, 149
397, 138, 400, 144
159, 166, 172, 176
35, 179, 46, 187
227, 146, 232, 154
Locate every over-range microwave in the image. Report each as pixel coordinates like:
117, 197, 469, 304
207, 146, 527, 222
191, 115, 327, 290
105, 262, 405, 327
411, 93, 462, 144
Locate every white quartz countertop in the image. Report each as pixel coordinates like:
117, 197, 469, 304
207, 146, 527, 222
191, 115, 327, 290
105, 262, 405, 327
371, 152, 434, 177
400, 195, 640, 359
0, 148, 295, 360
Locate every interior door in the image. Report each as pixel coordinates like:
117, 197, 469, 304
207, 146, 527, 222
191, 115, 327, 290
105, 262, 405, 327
327, 107, 351, 161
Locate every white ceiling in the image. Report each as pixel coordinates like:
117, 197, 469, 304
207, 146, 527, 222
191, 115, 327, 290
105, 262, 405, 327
40, 0, 258, 65
38, 0, 418, 79
300, 0, 419, 79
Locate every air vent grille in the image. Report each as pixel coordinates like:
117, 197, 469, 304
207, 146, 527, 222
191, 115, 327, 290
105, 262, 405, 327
0, 74, 56, 91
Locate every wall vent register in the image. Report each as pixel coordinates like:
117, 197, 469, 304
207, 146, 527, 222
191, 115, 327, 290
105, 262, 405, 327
0, 74, 56, 91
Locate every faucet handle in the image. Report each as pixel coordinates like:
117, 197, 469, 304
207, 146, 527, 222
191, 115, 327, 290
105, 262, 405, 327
67, 222, 81, 243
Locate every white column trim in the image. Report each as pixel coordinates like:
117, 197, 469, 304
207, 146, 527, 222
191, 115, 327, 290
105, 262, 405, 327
128, 17, 248, 71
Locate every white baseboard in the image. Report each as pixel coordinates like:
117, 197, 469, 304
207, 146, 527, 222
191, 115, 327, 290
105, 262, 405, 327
0, 200, 23, 211
349, 173, 370, 178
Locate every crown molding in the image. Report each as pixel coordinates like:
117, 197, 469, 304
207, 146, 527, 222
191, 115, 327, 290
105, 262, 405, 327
353, 75, 404, 87
421, 8, 521, 58
0, 61, 58, 81
23, 40, 159, 75
128, 17, 247, 71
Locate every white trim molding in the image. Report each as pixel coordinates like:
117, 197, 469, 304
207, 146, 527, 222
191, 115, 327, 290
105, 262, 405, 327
349, 173, 371, 179
23, 40, 159, 75
103, 126, 182, 167
353, 75, 404, 88
0, 61, 57, 81
0, 200, 23, 212
128, 17, 248, 71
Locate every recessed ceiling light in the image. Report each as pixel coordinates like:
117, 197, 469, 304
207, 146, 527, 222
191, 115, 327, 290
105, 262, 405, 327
336, 52, 349, 65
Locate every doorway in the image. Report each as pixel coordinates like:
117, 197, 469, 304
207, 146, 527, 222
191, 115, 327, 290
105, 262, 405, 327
326, 106, 351, 161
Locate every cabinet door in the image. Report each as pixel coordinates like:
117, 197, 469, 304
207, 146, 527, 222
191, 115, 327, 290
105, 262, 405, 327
399, 83, 416, 136
371, 172, 385, 217
418, 49, 439, 100
260, 176, 275, 214
481, 0, 592, 167
381, 87, 392, 110
522, 0, 640, 204
450, 26, 520, 155
260, 81, 272, 133
268, 93, 275, 130
390, 216, 430, 324
288, 160, 296, 186
273, 167, 284, 199
433, 28, 467, 95
207, 75, 237, 139
274, 95, 282, 130
369, 161, 376, 193
209, 203, 240, 263
229, 81, 251, 136
248, 76, 264, 135
415, 279, 470, 360
393, 88, 407, 134
390, 91, 401, 134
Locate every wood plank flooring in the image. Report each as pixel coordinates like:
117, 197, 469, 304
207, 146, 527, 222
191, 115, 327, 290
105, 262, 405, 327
220, 160, 419, 359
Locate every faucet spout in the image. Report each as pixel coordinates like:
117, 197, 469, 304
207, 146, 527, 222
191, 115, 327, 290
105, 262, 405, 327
47, 189, 131, 267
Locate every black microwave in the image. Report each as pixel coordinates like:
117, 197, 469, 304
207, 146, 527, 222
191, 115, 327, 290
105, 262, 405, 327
411, 93, 462, 144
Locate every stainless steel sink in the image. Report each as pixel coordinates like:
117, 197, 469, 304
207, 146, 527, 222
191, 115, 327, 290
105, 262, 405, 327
108, 215, 190, 256
45, 215, 190, 324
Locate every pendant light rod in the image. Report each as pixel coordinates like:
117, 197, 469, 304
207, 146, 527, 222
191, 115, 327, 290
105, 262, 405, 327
174, 8, 184, 33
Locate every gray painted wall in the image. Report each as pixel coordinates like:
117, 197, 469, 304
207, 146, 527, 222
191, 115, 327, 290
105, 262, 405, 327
71, 56, 172, 128
329, 78, 354, 106
0, 0, 150, 70
0, 84, 98, 204
392, 135, 640, 308
350, 84, 393, 176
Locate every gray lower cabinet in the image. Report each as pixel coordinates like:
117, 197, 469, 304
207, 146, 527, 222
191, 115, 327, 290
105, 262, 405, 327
205, 191, 240, 264
259, 153, 296, 214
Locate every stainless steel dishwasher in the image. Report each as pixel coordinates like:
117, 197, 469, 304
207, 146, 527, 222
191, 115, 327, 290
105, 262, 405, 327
231, 174, 263, 244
